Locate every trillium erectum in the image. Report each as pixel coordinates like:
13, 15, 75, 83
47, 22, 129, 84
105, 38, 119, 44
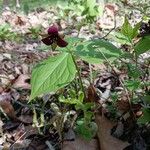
42, 25, 68, 47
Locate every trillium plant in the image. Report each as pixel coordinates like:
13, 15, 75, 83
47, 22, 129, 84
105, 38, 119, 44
30, 24, 122, 100
30, 18, 150, 138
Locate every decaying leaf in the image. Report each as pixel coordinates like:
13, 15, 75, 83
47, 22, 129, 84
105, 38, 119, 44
0, 92, 16, 119
13, 74, 31, 89
95, 114, 129, 150
0, 100, 16, 119
86, 84, 99, 103
62, 137, 99, 150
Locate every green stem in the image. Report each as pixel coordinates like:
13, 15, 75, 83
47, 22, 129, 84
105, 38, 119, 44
66, 47, 86, 99
130, 40, 138, 69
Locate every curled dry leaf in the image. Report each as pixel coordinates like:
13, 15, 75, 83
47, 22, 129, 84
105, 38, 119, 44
13, 74, 31, 89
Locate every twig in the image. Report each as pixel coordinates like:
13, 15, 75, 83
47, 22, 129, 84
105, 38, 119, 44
10, 131, 27, 149
45, 141, 55, 150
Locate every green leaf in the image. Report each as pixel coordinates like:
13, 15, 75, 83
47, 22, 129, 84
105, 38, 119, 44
59, 97, 81, 105
75, 39, 122, 64
132, 22, 141, 38
134, 35, 150, 55
86, 0, 97, 17
112, 32, 131, 45
138, 108, 150, 124
78, 91, 84, 103
75, 120, 97, 140
121, 16, 133, 40
30, 52, 76, 100
125, 80, 140, 91
143, 95, 150, 105
127, 64, 142, 79
121, 17, 141, 40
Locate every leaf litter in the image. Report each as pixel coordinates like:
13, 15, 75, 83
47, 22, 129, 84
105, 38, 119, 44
0, 0, 150, 150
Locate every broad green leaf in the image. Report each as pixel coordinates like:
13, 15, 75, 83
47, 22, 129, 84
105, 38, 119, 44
134, 35, 150, 55
75, 39, 122, 64
30, 52, 76, 100
121, 16, 133, 41
138, 108, 150, 124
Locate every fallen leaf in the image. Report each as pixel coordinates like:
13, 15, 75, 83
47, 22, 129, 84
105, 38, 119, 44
15, 16, 25, 26
86, 84, 99, 103
18, 115, 33, 124
62, 137, 99, 150
13, 74, 31, 89
0, 99, 16, 119
95, 113, 129, 150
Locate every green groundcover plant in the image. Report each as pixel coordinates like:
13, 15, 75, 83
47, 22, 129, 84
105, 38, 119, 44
30, 16, 150, 139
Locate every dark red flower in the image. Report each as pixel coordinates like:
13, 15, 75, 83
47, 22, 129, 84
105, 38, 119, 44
42, 25, 68, 47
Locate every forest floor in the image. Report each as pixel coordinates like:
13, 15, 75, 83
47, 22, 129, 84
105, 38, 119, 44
0, 0, 150, 150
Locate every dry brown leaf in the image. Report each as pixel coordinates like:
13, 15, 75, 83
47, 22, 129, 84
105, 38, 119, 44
13, 74, 31, 89
95, 114, 129, 150
86, 84, 99, 103
18, 115, 33, 124
0, 99, 16, 119
62, 137, 99, 150
15, 16, 25, 26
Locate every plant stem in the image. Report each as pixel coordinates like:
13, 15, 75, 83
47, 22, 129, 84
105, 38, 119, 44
66, 47, 86, 99
99, 49, 136, 119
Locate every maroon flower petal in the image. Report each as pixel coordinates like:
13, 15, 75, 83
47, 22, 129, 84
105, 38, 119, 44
47, 25, 58, 35
41, 36, 53, 45
57, 37, 68, 47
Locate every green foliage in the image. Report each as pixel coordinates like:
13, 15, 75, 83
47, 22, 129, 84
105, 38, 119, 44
30, 13, 150, 138
117, 17, 150, 125
121, 16, 141, 41
127, 64, 142, 79
23, 2, 29, 15
30, 52, 76, 100
112, 32, 132, 45
59, 91, 97, 140
28, 26, 42, 39
31, 37, 122, 100
124, 80, 141, 91
143, 95, 150, 105
138, 108, 150, 124
75, 120, 97, 140
75, 39, 122, 64
135, 35, 150, 55
0, 23, 20, 42
68, 0, 102, 22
